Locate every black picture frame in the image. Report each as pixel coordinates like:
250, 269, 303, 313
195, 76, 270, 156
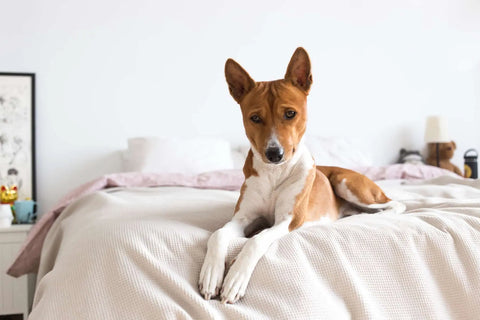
0, 72, 36, 201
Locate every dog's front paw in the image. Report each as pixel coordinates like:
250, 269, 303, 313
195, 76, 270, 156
220, 261, 252, 304
199, 253, 225, 300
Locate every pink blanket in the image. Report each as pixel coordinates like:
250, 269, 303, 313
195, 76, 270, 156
355, 163, 458, 180
7, 164, 456, 277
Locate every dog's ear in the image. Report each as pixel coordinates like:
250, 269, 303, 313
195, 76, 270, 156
225, 59, 255, 104
285, 47, 312, 93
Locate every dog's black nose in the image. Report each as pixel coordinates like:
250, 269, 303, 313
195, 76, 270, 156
265, 147, 284, 163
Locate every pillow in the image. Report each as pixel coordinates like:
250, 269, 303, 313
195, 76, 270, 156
123, 137, 234, 174
231, 145, 251, 170
305, 136, 373, 168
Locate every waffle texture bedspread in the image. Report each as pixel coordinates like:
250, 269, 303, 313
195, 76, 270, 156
29, 177, 480, 319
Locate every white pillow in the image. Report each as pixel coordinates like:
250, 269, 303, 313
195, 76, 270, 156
305, 136, 373, 168
231, 145, 251, 170
123, 137, 234, 174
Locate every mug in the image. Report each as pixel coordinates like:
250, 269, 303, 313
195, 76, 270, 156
14, 200, 36, 224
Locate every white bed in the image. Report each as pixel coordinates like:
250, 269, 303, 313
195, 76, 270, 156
25, 175, 480, 319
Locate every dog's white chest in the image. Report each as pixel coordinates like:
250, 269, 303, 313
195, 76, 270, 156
243, 174, 281, 222
238, 145, 314, 224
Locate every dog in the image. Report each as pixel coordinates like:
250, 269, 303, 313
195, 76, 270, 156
198, 47, 405, 304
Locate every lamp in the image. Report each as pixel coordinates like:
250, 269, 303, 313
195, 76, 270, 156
424, 116, 450, 167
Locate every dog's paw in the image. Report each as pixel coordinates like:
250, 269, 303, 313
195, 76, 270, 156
198, 253, 225, 300
220, 261, 252, 304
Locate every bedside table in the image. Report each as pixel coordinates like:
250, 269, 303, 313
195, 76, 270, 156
0, 224, 35, 320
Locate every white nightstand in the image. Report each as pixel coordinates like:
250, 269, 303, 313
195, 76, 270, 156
0, 224, 35, 320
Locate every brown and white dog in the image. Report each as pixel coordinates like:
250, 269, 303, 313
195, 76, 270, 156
198, 47, 405, 304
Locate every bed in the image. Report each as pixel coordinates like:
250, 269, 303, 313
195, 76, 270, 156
6, 138, 480, 319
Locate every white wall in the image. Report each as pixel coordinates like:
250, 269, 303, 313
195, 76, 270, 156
1, 0, 479, 213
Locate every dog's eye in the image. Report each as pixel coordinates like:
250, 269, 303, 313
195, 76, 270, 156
250, 115, 262, 123
284, 110, 296, 120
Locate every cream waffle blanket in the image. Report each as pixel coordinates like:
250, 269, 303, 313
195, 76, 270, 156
29, 176, 480, 319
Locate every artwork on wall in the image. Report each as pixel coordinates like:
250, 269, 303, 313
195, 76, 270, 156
0, 73, 36, 201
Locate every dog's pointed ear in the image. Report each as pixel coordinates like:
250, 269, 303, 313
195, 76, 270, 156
285, 47, 312, 93
225, 59, 255, 104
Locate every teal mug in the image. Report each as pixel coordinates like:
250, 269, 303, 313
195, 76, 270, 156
14, 200, 36, 224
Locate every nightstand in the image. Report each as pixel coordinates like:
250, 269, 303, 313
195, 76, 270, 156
0, 224, 35, 320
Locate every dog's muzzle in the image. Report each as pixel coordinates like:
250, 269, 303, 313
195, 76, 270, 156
265, 146, 284, 164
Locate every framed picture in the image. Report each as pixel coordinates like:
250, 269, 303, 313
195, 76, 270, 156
0, 73, 36, 201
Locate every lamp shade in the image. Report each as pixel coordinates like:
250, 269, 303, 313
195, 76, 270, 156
424, 116, 450, 143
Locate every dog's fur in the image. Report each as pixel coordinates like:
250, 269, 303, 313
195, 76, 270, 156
198, 47, 405, 304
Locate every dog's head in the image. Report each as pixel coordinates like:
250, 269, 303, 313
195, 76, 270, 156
225, 47, 312, 164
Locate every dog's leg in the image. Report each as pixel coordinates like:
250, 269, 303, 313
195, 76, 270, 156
199, 215, 251, 300
318, 166, 406, 215
220, 217, 292, 304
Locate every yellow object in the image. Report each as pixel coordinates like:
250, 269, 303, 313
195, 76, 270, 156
1, 185, 18, 204
464, 164, 472, 178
